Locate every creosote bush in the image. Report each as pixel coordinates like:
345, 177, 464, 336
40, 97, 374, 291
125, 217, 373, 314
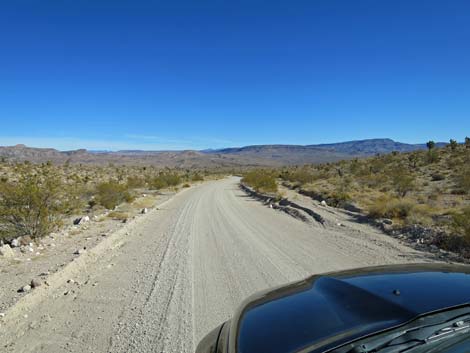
95, 181, 134, 209
368, 195, 417, 221
151, 172, 181, 190
0, 166, 78, 240
456, 167, 470, 195
242, 170, 278, 193
452, 207, 470, 239
190, 173, 204, 182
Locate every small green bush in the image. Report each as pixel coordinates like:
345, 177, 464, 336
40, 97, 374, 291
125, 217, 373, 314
456, 168, 470, 194
95, 181, 134, 209
282, 167, 317, 184
0, 167, 73, 240
368, 195, 416, 220
190, 173, 204, 182
390, 167, 415, 197
242, 170, 278, 193
452, 207, 470, 239
126, 176, 146, 189
150, 172, 181, 190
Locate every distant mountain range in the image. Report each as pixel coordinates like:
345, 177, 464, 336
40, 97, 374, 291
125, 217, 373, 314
0, 139, 447, 168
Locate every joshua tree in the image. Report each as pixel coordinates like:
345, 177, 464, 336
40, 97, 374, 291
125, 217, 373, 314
426, 140, 436, 150
449, 139, 458, 151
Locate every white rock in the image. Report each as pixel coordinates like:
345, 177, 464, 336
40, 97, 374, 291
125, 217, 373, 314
0, 313, 5, 318
141, 208, 148, 214
0, 244, 14, 258
11, 238, 20, 248
320, 200, 328, 207
74, 216, 90, 225
21, 285, 32, 292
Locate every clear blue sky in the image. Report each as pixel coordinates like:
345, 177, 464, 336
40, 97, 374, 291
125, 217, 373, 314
1, 0, 469, 150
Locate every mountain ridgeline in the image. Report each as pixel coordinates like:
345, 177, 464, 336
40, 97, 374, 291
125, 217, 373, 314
0, 139, 446, 168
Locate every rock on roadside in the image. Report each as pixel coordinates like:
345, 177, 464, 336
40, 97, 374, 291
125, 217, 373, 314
20, 285, 32, 293
0, 244, 15, 258
31, 279, 42, 288
73, 216, 90, 225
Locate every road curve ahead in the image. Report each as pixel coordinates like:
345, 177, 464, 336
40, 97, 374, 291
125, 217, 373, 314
1, 177, 430, 353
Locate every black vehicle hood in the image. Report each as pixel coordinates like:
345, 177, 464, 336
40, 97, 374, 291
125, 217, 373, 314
231, 264, 470, 353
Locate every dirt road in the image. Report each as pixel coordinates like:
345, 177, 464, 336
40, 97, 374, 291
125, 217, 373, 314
0, 177, 433, 353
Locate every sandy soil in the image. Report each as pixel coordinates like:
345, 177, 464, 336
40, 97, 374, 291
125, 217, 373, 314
0, 177, 436, 353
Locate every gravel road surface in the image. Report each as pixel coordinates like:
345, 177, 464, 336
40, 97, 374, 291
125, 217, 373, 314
0, 177, 432, 353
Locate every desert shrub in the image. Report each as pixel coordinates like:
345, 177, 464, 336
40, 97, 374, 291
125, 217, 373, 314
405, 204, 434, 226
151, 172, 181, 190
0, 167, 72, 240
242, 170, 278, 193
95, 181, 134, 209
431, 173, 445, 181
368, 195, 416, 220
451, 207, 470, 239
455, 167, 470, 194
368, 158, 387, 174
326, 190, 352, 207
191, 173, 204, 182
282, 167, 317, 184
183, 183, 191, 188
126, 176, 146, 189
425, 149, 439, 164
390, 167, 415, 197
359, 172, 388, 188
107, 211, 129, 221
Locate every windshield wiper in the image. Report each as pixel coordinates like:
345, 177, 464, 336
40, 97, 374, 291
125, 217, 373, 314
348, 314, 470, 353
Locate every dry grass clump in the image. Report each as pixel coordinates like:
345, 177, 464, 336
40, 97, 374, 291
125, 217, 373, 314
132, 196, 157, 209
367, 195, 435, 226
107, 211, 129, 221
